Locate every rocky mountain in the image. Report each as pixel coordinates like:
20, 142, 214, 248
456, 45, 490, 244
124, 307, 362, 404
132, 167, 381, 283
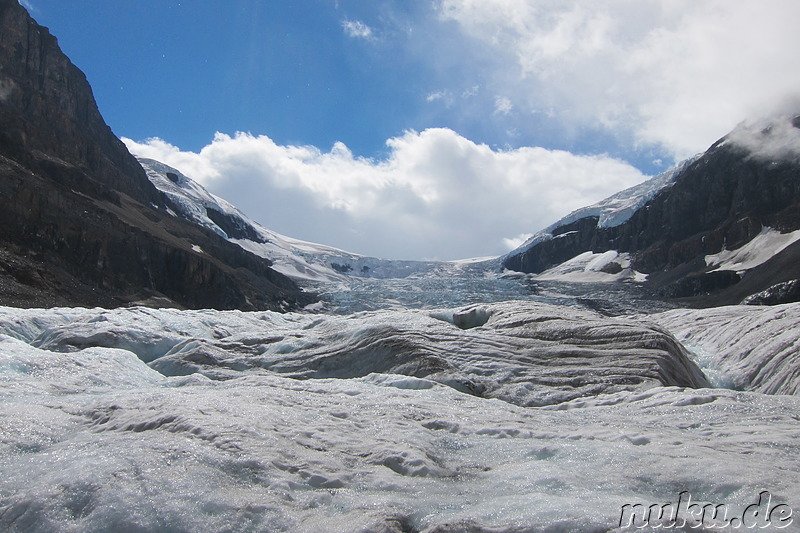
137, 158, 451, 282
503, 115, 800, 306
0, 0, 312, 310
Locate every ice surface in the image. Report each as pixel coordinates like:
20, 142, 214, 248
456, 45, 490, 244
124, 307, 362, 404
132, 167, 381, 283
1, 332, 798, 531
0, 303, 707, 407
1, 301, 798, 531
653, 303, 800, 395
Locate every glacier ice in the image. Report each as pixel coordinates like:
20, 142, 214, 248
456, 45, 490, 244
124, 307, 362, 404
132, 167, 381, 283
0, 301, 798, 531
1, 329, 799, 532
653, 302, 800, 395
0, 302, 708, 407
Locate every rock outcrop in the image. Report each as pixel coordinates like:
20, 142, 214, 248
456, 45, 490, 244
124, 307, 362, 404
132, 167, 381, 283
0, 0, 312, 310
503, 116, 800, 305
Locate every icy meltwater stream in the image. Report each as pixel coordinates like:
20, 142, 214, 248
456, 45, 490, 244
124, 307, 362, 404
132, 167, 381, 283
1, 277, 799, 532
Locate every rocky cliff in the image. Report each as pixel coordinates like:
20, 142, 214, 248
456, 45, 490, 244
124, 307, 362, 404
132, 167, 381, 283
503, 116, 800, 306
0, 0, 312, 310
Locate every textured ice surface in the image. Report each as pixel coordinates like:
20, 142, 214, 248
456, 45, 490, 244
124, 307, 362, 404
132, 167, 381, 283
653, 303, 800, 395
0, 303, 707, 407
1, 302, 798, 531
1, 339, 798, 532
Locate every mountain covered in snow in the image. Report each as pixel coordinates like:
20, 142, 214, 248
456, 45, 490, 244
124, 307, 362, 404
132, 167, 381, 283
138, 157, 486, 282
503, 115, 800, 306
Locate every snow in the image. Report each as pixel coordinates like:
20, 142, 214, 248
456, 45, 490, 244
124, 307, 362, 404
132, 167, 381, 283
705, 226, 800, 273
532, 250, 647, 283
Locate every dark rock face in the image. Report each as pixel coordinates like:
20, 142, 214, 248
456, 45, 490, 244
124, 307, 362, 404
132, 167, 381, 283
0, 0, 312, 310
204, 207, 268, 243
504, 119, 800, 305
742, 279, 800, 305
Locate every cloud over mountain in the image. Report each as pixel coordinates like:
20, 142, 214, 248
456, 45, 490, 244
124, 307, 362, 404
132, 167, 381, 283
125, 129, 645, 260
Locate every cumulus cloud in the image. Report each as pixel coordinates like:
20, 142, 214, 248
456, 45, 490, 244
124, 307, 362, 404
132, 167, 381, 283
342, 20, 374, 40
124, 129, 645, 260
438, 0, 800, 160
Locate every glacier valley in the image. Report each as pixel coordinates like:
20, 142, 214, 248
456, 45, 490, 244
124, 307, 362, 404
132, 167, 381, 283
1, 275, 799, 532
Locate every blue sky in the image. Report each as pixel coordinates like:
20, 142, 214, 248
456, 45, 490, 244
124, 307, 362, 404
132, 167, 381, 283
22, 0, 800, 260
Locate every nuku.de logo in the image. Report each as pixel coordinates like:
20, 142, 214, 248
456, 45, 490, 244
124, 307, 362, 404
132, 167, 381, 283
619, 490, 793, 529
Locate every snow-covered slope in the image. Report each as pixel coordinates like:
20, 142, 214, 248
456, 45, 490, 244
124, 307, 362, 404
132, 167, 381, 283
705, 226, 800, 274
1, 305, 799, 532
140, 158, 453, 282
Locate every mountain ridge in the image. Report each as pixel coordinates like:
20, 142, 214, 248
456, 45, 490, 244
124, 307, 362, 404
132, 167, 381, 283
503, 115, 800, 306
0, 0, 312, 310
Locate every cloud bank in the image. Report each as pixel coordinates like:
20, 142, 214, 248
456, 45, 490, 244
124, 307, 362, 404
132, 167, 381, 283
124, 130, 645, 260
437, 0, 800, 160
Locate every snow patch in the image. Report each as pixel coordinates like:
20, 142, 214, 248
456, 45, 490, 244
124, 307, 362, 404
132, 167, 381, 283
705, 227, 800, 273
533, 250, 645, 283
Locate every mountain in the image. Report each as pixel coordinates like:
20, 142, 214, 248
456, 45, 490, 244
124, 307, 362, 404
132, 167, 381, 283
503, 115, 800, 306
0, 0, 311, 310
137, 157, 463, 281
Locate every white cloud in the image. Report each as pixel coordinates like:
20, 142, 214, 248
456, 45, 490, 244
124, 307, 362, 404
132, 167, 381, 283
494, 96, 513, 115
438, 0, 800, 160
426, 90, 450, 103
342, 19, 373, 40
728, 114, 800, 162
124, 129, 646, 260
502, 233, 533, 251
462, 85, 480, 98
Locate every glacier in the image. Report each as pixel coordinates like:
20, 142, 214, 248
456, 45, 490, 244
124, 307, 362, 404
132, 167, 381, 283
1, 158, 798, 532
1, 299, 799, 532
